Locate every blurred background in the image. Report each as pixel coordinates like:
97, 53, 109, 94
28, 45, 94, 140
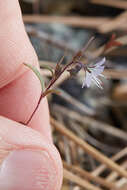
20, 1, 127, 189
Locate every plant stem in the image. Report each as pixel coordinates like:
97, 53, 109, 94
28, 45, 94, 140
25, 93, 43, 125
25, 36, 95, 125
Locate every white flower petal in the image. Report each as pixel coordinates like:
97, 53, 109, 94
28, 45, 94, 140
92, 66, 105, 77
82, 57, 106, 89
93, 76, 102, 84
95, 57, 106, 67
82, 71, 92, 88
92, 76, 103, 89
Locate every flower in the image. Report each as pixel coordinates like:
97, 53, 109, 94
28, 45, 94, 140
82, 57, 106, 89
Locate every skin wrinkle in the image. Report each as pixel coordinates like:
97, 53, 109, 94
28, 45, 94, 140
32, 151, 57, 190
35, 168, 50, 189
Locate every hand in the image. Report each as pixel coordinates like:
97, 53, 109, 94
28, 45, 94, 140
0, 0, 63, 189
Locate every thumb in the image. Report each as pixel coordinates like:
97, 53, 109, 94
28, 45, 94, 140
0, 150, 59, 190
0, 116, 63, 190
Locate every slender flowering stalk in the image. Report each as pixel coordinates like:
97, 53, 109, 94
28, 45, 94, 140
24, 36, 106, 125
23, 34, 125, 125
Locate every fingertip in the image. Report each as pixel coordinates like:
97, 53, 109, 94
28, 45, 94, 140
0, 116, 63, 190
0, 149, 63, 190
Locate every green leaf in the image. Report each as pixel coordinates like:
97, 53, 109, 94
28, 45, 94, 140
24, 63, 45, 92
40, 64, 54, 76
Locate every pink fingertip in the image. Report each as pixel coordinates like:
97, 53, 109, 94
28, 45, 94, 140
0, 149, 63, 190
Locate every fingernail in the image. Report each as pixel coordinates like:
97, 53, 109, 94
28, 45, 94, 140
0, 149, 62, 190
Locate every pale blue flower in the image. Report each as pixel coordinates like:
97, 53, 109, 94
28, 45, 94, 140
82, 57, 106, 89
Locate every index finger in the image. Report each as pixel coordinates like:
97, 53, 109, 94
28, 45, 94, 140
0, 0, 38, 89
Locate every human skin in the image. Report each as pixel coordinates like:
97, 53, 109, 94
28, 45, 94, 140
0, 0, 63, 190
